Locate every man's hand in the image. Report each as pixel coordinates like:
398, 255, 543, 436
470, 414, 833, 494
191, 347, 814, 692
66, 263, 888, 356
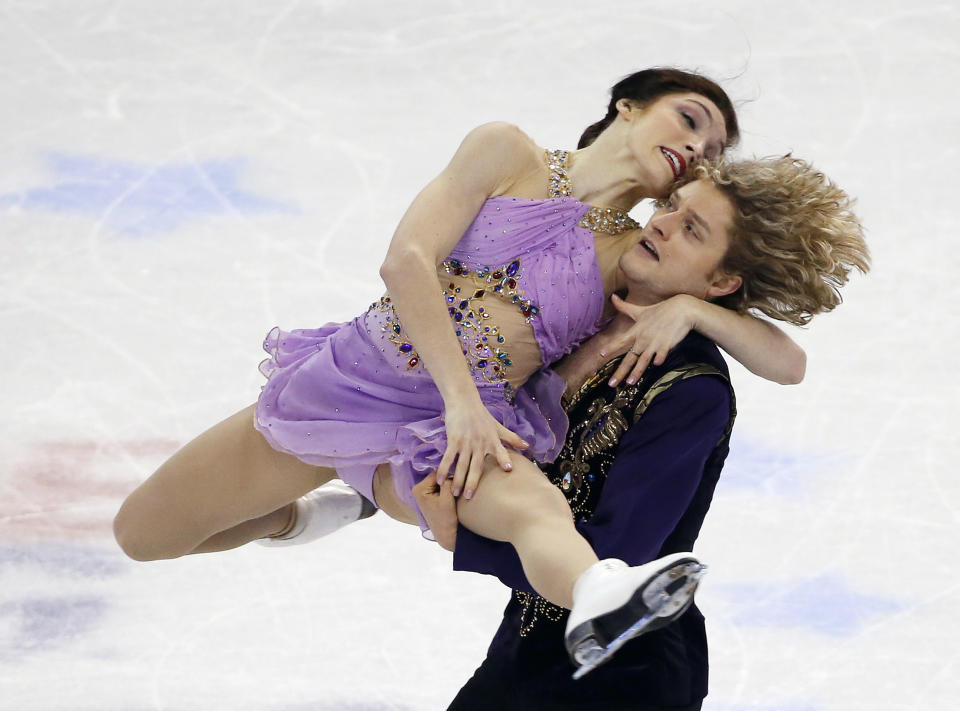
412, 474, 459, 552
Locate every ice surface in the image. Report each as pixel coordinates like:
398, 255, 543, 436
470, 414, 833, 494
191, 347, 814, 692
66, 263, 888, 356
1, 1, 958, 709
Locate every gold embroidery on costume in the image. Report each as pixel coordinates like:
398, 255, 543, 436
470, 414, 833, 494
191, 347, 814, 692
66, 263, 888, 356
562, 358, 622, 411
632, 363, 723, 422
513, 359, 730, 636
554, 382, 640, 501
515, 590, 566, 636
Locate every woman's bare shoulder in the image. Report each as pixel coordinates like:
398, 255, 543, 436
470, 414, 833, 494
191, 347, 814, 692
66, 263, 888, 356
463, 122, 541, 153
454, 123, 544, 197
457, 122, 542, 173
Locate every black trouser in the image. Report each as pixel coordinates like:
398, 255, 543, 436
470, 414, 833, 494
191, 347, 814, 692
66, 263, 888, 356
446, 656, 704, 711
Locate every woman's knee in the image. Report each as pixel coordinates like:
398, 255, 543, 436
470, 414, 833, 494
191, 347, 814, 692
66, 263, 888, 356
112, 434, 236, 562
113, 491, 173, 561
113, 405, 332, 561
113, 481, 200, 561
113, 504, 152, 562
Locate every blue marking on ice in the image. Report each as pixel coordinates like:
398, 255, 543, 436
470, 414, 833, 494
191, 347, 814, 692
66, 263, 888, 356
721, 432, 842, 498
0, 545, 124, 661
0, 544, 126, 578
0, 597, 107, 658
0, 152, 297, 236
718, 574, 902, 636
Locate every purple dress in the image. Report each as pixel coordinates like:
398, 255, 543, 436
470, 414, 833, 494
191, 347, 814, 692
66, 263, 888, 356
255, 183, 609, 530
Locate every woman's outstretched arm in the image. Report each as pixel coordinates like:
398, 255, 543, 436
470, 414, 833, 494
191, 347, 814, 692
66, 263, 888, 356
604, 294, 806, 386
379, 122, 536, 498
687, 298, 806, 383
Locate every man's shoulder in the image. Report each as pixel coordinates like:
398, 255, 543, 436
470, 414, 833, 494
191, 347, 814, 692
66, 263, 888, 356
563, 332, 730, 417
634, 332, 733, 423
663, 331, 729, 377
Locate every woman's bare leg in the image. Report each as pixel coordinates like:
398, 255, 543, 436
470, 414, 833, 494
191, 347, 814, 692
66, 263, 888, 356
372, 464, 420, 526
114, 404, 336, 561
188, 504, 295, 553
455, 453, 598, 609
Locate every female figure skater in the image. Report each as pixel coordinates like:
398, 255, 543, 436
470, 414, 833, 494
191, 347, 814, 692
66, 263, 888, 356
114, 69, 807, 673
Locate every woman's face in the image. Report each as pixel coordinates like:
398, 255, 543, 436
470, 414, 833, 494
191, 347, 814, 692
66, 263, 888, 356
623, 92, 729, 198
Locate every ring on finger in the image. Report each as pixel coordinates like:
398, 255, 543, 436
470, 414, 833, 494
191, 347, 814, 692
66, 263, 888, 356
629, 349, 643, 357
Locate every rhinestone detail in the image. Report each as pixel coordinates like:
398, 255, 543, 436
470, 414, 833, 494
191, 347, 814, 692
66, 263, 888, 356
369, 254, 539, 398
545, 149, 640, 235
441, 258, 539, 322
371, 296, 422, 370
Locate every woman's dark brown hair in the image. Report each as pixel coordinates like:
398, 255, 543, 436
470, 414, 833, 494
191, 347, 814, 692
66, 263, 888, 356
577, 68, 740, 149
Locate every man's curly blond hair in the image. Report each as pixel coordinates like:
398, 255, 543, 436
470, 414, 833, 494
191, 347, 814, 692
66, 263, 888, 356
692, 156, 870, 326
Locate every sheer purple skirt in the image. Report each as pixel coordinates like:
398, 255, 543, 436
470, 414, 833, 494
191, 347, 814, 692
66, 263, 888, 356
254, 308, 569, 532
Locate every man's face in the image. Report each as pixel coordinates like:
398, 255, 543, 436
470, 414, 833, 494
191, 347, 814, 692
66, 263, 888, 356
619, 178, 741, 303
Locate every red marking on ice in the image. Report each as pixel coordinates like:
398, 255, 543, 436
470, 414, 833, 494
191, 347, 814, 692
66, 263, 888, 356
0, 438, 180, 542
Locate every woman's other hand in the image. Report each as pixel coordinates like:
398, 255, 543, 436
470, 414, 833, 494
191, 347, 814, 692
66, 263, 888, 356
603, 293, 697, 386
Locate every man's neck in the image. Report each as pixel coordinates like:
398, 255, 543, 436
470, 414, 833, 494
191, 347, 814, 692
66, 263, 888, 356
554, 313, 640, 395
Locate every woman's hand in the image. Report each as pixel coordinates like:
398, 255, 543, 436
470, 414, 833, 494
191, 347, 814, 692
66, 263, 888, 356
602, 293, 698, 387
437, 399, 529, 500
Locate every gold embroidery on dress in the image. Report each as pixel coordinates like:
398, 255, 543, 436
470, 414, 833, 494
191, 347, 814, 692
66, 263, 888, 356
439, 278, 512, 386
545, 149, 641, 236
441, 258, 539, 322
369, 254, 543, 394
371, 296, 421, 369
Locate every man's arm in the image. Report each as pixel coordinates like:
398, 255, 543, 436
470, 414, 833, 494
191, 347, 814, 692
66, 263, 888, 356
451, 374, 731, 592
411, 476, 458, 552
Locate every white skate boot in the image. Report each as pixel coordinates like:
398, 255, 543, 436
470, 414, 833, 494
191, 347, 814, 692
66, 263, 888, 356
565, 552, 707, 679
257, 480, 377, 547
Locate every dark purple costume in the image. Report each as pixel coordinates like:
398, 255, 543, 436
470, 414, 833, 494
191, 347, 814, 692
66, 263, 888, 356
449, 333, 736, 710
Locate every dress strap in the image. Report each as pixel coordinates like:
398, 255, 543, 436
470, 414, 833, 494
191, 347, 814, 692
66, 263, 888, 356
544, 149, 640, 235
546, 149, 572, 198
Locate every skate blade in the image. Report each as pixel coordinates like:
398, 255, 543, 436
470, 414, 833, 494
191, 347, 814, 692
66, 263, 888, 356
571, 609, 656, 679
571, 561, 708, 680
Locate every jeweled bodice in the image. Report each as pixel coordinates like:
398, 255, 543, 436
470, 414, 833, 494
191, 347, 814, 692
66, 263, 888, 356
370, 151, 627, 395
546, 150, 641, 235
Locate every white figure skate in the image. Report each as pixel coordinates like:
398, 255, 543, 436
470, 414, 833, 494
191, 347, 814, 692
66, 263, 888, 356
258, 479, 377, 547
565, 552, 707, 679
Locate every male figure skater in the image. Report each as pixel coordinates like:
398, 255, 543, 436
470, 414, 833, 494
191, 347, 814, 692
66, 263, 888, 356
416, 159, 868, 709
424, 325, 732, 711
